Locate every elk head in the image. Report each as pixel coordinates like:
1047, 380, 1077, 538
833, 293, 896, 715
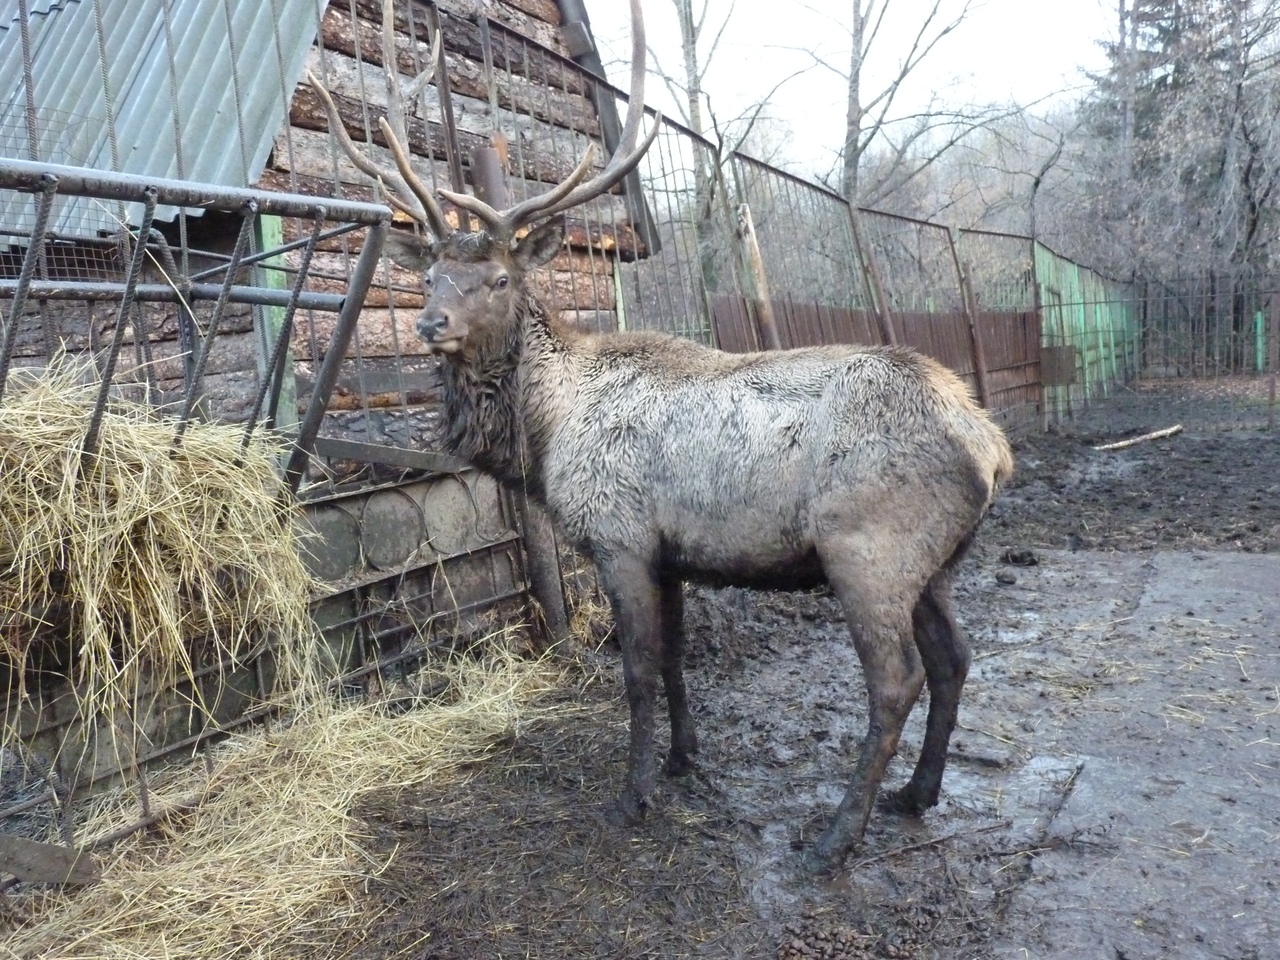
307, 0, 658, 357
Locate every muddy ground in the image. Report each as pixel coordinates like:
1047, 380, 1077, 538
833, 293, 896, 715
350, 421, 1280, 959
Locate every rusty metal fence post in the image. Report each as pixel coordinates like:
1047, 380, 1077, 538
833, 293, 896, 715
849, 207, 896, 346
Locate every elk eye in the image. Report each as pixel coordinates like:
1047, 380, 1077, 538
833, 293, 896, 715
494, 275, 509, 290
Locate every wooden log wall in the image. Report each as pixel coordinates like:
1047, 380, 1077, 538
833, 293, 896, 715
260, 0, 638, 443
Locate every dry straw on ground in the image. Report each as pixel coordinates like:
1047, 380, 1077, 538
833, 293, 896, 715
0, 360, 318, 732
0, 649, 563, 959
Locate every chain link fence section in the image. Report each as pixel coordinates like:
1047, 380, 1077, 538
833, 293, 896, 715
958, 228, 1041, 425
1068, 276, 1279, 435
857, 208, 981, 398
727, 154, 880, 351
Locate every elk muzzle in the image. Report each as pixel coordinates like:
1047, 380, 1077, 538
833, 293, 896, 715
415, 307, 468, 354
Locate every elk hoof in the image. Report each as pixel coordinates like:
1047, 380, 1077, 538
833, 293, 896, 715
608, 790, 648, 826
663, 751, 696, 778
878, 783, 935, 816
800, 823, 856, 875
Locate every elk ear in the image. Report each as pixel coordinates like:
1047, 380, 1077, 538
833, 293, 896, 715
382, 229, 437, 273
512, 216, 565, 269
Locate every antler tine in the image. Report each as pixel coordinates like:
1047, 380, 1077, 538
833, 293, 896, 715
304, 71, 424, 221
377, 118, 452, 239
535, 114, 660, 221
440, 0, 656, 239
306, 68, 450, 239
437, 140, 598, 238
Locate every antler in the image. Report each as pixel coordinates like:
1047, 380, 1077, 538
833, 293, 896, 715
438, 0, 661, 241
306, 0, 451, 239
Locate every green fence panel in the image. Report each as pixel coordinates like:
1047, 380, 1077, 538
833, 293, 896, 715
1034, 242, 1139, 422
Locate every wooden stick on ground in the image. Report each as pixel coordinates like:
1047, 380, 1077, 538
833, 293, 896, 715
1093, 424, 1183, 451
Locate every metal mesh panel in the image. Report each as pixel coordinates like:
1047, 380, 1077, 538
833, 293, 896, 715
1046, 267, 1278, 434
958, 228, 1035, 311
859, 209, 964, 313
731, 154, 868, 311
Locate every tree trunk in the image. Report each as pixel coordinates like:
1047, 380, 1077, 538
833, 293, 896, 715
676, 0, 704, 138
1118, 0, 1135, 188
841, 1, 866, 201
672, 0, 721, 308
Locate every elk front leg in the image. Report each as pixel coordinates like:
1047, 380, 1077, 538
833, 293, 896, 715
659, 575, 698, 776
597, 549, 663, 822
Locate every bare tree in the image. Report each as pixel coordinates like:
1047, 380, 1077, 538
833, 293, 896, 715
646, 0, 806, 158
1080, 0, 1280, 279
783, 0, 1002, 206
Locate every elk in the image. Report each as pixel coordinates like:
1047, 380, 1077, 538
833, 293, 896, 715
309, 0, 1013, 872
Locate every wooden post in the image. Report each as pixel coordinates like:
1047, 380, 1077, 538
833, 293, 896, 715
1269, 293, 1278, 433
471, 141, 570, 645
948, 227, 992, 409
253, 215, 298, 433
736, 202, 782, 351
848, 206, 896, 345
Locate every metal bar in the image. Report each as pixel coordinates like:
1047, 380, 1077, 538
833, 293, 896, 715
130, 299, 159, 405
424, 5, 468, 199
731, 151, 849, 205
0, 158, 390, 225
0, 279, 346, 312
327, 587, 527, 685
173, 204, 258, 444
285, 220, 389, 494
243, 215, 324, 446
0, 175, 57, 401
187, 221, 365, 281
312, 436, 466, 474
16, 0, 59, 362
958, 225, 1035, 243
81, 188, 158, 460
0, 789, 57, 821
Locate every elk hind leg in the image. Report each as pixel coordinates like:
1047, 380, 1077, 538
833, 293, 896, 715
881, 566, 970, 815
803, 544, 927, 872
659, 575, 698, 776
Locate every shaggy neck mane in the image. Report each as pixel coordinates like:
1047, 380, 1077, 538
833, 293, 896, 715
437, 293, 571, 496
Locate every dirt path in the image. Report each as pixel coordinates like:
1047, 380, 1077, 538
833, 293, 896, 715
351, 429, 1280, 959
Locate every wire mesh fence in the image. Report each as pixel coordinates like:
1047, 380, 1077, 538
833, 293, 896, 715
727, 154, 883, 350
1043, 275, 1279, 435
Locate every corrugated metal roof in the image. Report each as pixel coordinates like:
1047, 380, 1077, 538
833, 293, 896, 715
0, 0, 66, 25
0, 0, 328, 243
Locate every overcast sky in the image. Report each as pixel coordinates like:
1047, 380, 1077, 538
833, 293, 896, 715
583, 0, 1116, 180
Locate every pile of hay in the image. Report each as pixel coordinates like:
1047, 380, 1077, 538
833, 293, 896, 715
0, 361, 318, 726
0, 649, 563, 959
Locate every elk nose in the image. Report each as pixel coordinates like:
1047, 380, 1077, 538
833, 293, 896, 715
416, 310, 448, 342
